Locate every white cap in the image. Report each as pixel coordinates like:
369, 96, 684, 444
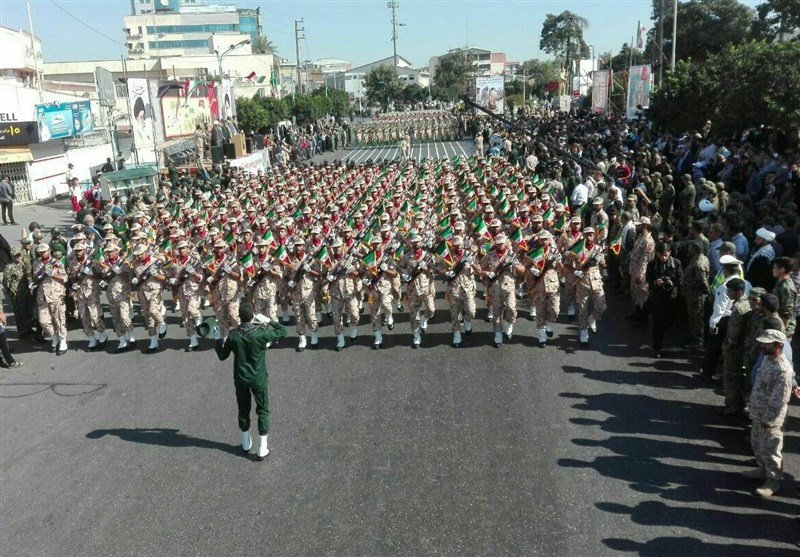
756, 227, 776, 243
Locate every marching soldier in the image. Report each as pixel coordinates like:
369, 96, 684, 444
557, 216, 584, 319
326, 237, 360, 350
364, 235, 396, 349
627, 216, 655, 325
572, 227, 607, 345
399, 234, 435, 348
247, 239, 282, 324
480, 234, 525, 348
30, 244, 68, 355
99, 243, 135, 352
528, 230, 562, 347
169, 240, 204, 351
206, 239, 242, 343
441, 235, 477, 348
285, 237, 319, 351
67, 242, 108, 351
131, 244, 168, 353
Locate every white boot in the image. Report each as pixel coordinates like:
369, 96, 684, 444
58, 337, 68, 352
97, 331, 108, 344
281, 311, 290, 323
241, 431, 252, 452
545, 322, 554, 337
336, 334, 345, 351
157, 322, 167, 336
530, 307, 536, 319
452, 330, 462, 346
464, 321, 472, 334
87, 334, 97, 350
373, 330, 383, 347
257, 434, 269, 459
487, 310, 494, 321
503, 322, 513, 338
588, 316, 597, 333
538, 327, 547, 346
387, 314, 394, 327
412, 331, 421, 347
117, 336, 128, 351
310, 333, 319, 346
350, 326, 358, 340
51, 335, 58, 350
420, 315, 429, 331
493, 331, 503, 346
127, 330, 136, 344
580, 328, 589, 344
174, 300, 181, 312
160, 305, 167, 317
297, 334, 307, 351
148, 335, 159, 351
188, 334, 199, 350
316, 312, 323, 324
567, 305, 576, 317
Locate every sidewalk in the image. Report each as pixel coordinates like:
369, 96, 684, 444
2, 199, 77, 249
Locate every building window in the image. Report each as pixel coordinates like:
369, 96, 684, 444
115, 83, 127, 98
145, 24, 236, 35
148, 39, 210, 49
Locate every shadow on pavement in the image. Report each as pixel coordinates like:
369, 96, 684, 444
86, 427, 243, 457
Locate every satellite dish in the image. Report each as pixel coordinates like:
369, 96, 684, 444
159, 0, 169, 6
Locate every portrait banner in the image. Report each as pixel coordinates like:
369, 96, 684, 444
592, 70, 609, 115
626, 65, 652, 120
474, 76, 505, 115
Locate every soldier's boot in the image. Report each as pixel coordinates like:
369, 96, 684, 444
158, 322, 168, 339
567, 305, 576, 319
579, 328, 589, 345
756, 478, 780, 498
50, 335, 58, 353
316, 312, 323, 325
57, 336, 68, 356
452, 330, 462, 348
486, 309, 494, 322
326, 304, 332, 318
240, 431, 252, 452
296, 335, 307, 353
127, 330, 137, 346
174, 300, 181, 312
515, 286, 524, 299
588, 316, 597, 333
256, 434, 269, 460
336, 334, 345, 352
87, 334, 98, 351
457, 312, 463, 322
117, 336, 128, 353
464, 321, 473, 336
310, 333, 319, 348
202, 298, 210, 309
281, 310, 290, 324
148, 335, 159, 353
503, 322, 513, 340
528, 307, 536, 321
396, 301, 404, 312
493, 331, 503, 348
97, 331, 108, 348
160, 305, 167, 317
386, 314, 395, 331
546, 322, 555, 338
411, 330, 421, 348
349, 326, 358, 343
538, 327, 547, 347
741, 467, 767, 480
420, 315, 429, 333
186, 334, 199, 352
372, 330, 383, 349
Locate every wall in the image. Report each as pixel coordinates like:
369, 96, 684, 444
27, 142, 114, 200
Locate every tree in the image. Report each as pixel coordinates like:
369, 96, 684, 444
363, 65, 404, 111
539, 11, 590, 67
400, 84, 427, 105
645, 0, 754, 65
753, 0, 800, 42
235, 96, 289, 134
648, 40, 800, 137
520, 58, 561, 93
609, 43, 646, 73
432, 49, 477, 101
251, 35, 278, 55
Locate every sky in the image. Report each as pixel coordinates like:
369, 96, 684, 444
0, 0, 763, 67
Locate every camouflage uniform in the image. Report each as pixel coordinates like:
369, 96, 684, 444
400, 250, 436, 333
101, 255, 134, 338
67, 254, 106, 338
132, 257, 166, 337
1, 260, 31, 335
248, 254, 281, 323
683, 254, 710, 345
749, 354, 794, 480
207, 256, 241, 339
31, 257, 68, 340
530, 243, 562, 329
481, 249, 517, 333
629, 232, 655, 308
327, 257, 360, 336
445, 251, 477, 333
286, 254, 318, 336
723, 296, 751, 413
171, 254, 203, 337
774, 278, 797, 337
574, 243, 607, 329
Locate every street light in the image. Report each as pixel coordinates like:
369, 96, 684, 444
215, 39, 251, 81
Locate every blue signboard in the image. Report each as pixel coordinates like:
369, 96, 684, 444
35, 101, 94, 141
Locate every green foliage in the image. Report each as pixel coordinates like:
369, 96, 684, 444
363, 65, 404, 111
649, 41, 800, 137
608, 43, 646, 73
251, 35, 278, 55
236, 89, 352, 131
236, 96, 288, 134
539, 11, 590, 63
400, 84, 427, 104
752, 0, 800, 42
520, 58, 561, 93
433, 49, 477, 101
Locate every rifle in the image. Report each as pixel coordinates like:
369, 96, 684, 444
445, 252, 475, 284
570, 244, 604, 287
247, 257, 280, 289
29, 258, 57, 291
287, 253, 312, 287
133, 259, 164, 286
403, 251, 435, 284
205, 254, 233, 285
487, 251, 517, 286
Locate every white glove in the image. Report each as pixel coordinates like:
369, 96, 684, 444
148, 267, 158, 276
287, 280, 295, 288
486, 271, 496, 280
112, 265, 121, 274
326, 274, 335, 283
573, 270, 584, 278
261, 262, 272, 271
206, 276, 214, 284
185, 264, 195, 274
302, 263, 311, 272
379, 262, 388, 272
246, 279, 255, 288
83, 267, 93, 276
465, 255, 474, 265
445, 270, 455, 278
131, 277, 139, 285
418, 261, 427, 270
362, 278, 370, 286
401, 273, 410, 282
223, 264, 232, 274
99, 280, 107, 289
345, 266, 354, 273
530, 268, 541, 277
168, 278, 177, 285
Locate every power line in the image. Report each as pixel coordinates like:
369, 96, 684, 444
46, 0, 125, 47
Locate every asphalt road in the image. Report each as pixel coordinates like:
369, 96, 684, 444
1, 204, 799, 556
312, 140, 474, 164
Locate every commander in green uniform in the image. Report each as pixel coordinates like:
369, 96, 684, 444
215, 302, 287, 460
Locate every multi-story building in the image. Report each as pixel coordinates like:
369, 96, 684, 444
331, 56, 429, 103
429, 47, 507, 78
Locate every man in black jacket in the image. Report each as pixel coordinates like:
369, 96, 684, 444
646, 242, 683, 358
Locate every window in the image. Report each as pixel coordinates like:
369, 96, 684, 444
148, 39, 210, 49
115, 83, 127, 98
145, 24, 236, 35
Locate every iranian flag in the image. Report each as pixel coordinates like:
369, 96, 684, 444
498, 199, 510, 214
542, 207, 554, 222
465, 198, 477, 212
472, 217, 492, 241
532, 175, 544, 187
437, 215, 450, 231
609, 235, 623, 256
239, 251, 255, 274
393, 244, 406, 261
509, 227, 528, 251
569, 238, 586, 259
262, 229, 278, 249
273, 245, 290, 265
362, 250, 378, 273
434, 241, 454, 267
93, 245, 105, 264
246, 71, 266, 84
161, 238, 172, 255
528, 245, 548, 271
314, 246, 330, 267
440, 226, 454, 241
553, 214, 566, 231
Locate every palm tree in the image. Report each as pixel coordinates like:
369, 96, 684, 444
252, 35, 278, 56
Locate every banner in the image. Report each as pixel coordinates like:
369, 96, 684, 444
474, 75, 504, 115
128, 78, 156, 153
626, 64, 652, 120
219, 80, 235, 120
161, 95, 213, 139
35, 101, 93, 141
0, 121, 38, 146
592, 70, 610, 115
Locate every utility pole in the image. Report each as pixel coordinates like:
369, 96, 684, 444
294, 18, 304, 95
25, 0, 43, 102
388, 1, 399, 66
671, 0, 677, 69
658, 0, 665, 86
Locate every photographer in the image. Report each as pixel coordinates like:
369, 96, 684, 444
646, 242, 683, 358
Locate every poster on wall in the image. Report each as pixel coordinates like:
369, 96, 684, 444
127, 78, 155, 151
626, 65, 652, 120
218, 80, 236, 120
591, 70, 610, 115
161, 95, 212, 139
35, 101, 93, 141
474, 75, 505, 115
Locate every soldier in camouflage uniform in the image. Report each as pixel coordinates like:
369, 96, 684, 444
399, 235, 436, 348
744, 329, 795, 498
627, 217, 655, 324
1, 249, 33, 337
683, 241, 710, 349
441, 235, 477, 348
247, 239, 282, 325
721, 278, 751, 416
206, 239, 241, 344
285, 238, 319, 351
326, 237, 360, 351
772, 257, 796, 338
480, 234, 525, 348
169, 240, 204, 351
363, 236, 395, 349
67, 243, 108, 351
572, 228, 606, 345
30, 244, 68, 354
99, 243, 135, 352
527, 230, 562, 347
131, 244, 168, 353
